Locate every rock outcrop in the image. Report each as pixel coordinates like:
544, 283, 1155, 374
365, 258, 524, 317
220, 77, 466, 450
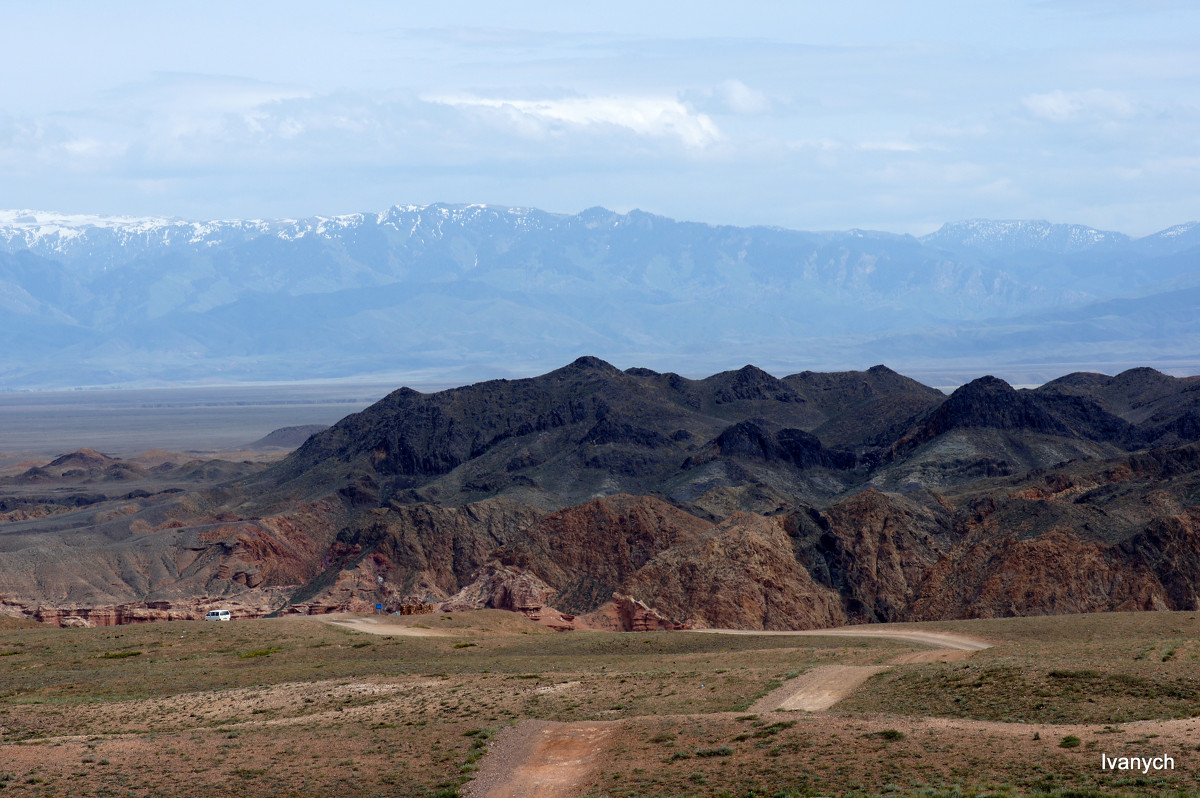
2, 593, 290, 627
489, 494, 714, 614
611, 594, 685, 631
442, 565, 557, 613
799, 489, 955, 623
906, 530, 1169, 620
620, 512, 846, 630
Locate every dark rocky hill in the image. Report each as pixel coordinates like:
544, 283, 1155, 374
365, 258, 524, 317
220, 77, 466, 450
228, 358, 1200, 626
246, 424, 330, 451
890, 375, 1144, 457
1037, 368, 1200, 446
258, 357, 883, 512
4, 358, 1200, 630
782, 364, 947, 449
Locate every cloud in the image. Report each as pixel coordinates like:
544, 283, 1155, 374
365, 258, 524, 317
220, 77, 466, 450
427, 94, 722, 148
0, 111, 127, 172
119, 75, 313, 151
858, 141, 921, 153
711, 79, 770, 116
1138, 155, 1200, 174
1021, 89, 1135, 123
682, 79, 771, 118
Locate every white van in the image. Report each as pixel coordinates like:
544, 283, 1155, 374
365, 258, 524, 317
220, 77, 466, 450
205, 609, 231, 622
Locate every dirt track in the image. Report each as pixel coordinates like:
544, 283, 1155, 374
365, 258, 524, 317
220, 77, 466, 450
751, 664, 890, 712
693, 625, 993, 650
465, 721, 618, 798
467, 623, 994, 797
316, 615, 453, 636
716, 625, 992, 714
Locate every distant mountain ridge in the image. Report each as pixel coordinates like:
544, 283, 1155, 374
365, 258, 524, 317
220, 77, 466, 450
0, 206, 548, 269
5, 206, 1193, 262
1, 204, 1198, 389
919, 219, 1131, 257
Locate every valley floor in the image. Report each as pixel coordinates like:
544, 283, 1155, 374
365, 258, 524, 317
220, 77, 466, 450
0, 382, 390, 458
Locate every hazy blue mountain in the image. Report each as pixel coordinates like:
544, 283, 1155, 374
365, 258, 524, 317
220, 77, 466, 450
863, 284, 1200, 373
919, 219, 1131, 258
1129, 222, 1200, 257
920, 219, 1200, 298
0, 205, 1197, 389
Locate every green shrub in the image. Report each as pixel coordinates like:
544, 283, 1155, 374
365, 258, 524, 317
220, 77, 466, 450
696, 746, 734, 758
1048, 669, 1099, 679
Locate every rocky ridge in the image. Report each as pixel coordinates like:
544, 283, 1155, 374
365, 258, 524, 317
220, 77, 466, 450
3, 359, 1200, 630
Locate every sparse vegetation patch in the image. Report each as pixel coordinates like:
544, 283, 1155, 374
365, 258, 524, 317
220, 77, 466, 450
238, 647, 282, 659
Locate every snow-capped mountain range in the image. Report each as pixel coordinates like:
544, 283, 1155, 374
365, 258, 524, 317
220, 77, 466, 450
1, 204, 1198, 389
4, 206, 1198, 263
0, 205, 553, 270
922, 218, 1200, 258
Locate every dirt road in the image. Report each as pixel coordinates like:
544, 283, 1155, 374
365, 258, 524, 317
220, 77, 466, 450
316, 615, 453, 636
466, 622, 993, 797
792, 626, 992, 650
465, 721, 618, 798
752, 664, 890, 712
713, 624, 990, 713
693, 625, 992, 651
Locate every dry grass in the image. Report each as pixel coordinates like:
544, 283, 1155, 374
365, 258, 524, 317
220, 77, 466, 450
1, 611, 1199, 796
0, 614, 864, 796
838, 612, 1200, 724
0, 616, 49, 630
576, 711, 1200, 797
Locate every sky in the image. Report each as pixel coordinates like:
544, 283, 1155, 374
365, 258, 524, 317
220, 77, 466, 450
2, 1, 1199, 235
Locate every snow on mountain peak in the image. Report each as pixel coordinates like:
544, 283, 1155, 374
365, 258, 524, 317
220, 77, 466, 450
3, 206, 1195, 269
0, 203, 568, 266
1156, 222, 1198, 239
920, 218, 1130, 256
0, 209, 178, 239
